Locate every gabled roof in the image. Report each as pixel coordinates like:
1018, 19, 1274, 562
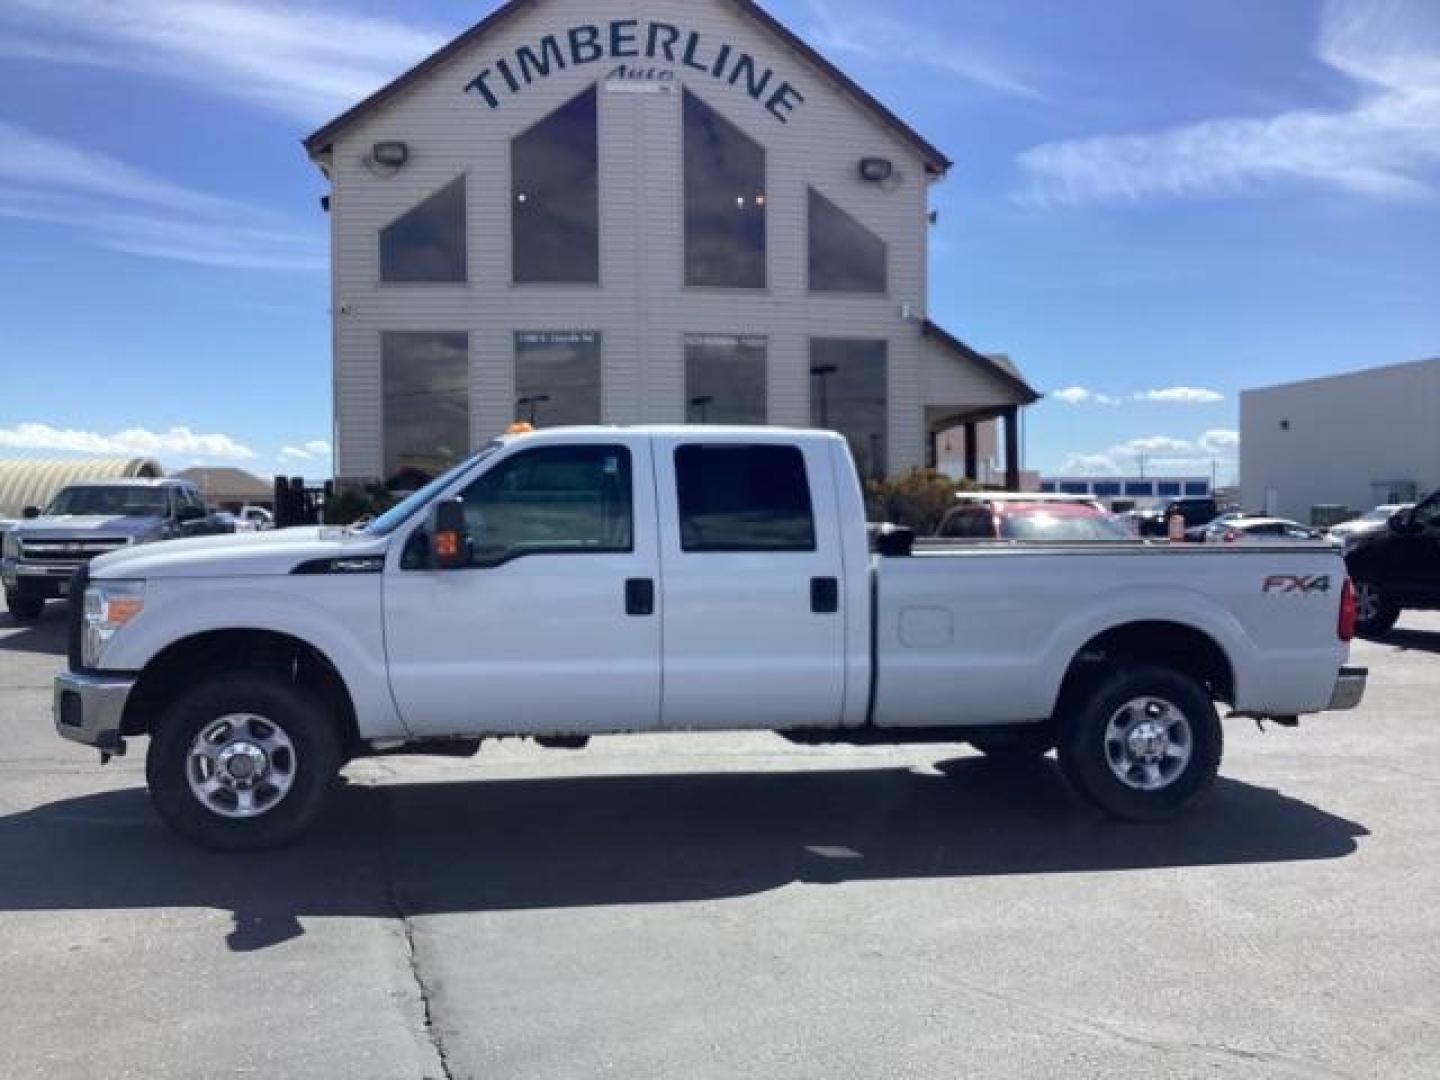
303, 0, 951, 174
922, 320, 1042, 404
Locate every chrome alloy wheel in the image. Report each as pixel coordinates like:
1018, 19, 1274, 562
1354, 580, 1382, 625
186, 714, 297, 819
1103, 697, 1193, 792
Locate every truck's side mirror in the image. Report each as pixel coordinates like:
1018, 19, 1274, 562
430, 499, 469, 570
22, 506, 40, 519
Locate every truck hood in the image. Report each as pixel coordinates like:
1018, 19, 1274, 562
89, 526, 389, 580
14, 514, 165, 540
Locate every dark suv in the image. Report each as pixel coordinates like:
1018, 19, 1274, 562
1344, 489, 1440, 636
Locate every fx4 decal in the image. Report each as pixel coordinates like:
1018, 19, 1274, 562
1263, 574, 1332, 595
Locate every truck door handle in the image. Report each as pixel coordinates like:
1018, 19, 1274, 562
811, 577, 839, 614
625, 578, 655, 617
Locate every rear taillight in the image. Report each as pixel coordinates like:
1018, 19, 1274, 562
1223, 529, 1239, 543
1338, 577, 1356, 642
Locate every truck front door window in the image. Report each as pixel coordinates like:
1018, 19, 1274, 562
458, 445, 632, 566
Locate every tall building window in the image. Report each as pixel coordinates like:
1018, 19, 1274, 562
379, 177, 467, 283
810, 339, 888, 479
684, 334, 767, 424
513, 86, 599, 284
808, 188, 886, 293
514, 331, 602, 427
382, 332, 469, 489
683, 90, 766, 288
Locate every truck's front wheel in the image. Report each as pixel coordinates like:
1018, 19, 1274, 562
146, 673, 342, 850
1058, 665, 1222, 822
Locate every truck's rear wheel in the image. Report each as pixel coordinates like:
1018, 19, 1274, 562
968, 728, 1054, 763
1058, 665, 1221, 821
1352, 579, 1400, 637
146, 673, 341, 850
4, 589, 45, 623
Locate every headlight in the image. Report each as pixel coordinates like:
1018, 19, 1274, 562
82, 580, 145, 668
1, 530, 15, 560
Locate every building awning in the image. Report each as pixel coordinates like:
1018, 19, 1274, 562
0, 458, 163, 518
922, 320, 1042, 408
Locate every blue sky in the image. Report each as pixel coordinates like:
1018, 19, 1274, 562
1, 0, 1436, 484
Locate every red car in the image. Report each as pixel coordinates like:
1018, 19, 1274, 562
937, 497, 1131, 541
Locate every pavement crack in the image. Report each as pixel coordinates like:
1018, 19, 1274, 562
373, 781, 456, 1080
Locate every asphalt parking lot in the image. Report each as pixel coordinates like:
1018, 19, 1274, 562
1, 600, 1436, 1080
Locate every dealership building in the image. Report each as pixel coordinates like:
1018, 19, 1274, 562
1241, 357, 1440, 521
304, 0, 1040, 489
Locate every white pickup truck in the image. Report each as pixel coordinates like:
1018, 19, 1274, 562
53, 427, 1366, 849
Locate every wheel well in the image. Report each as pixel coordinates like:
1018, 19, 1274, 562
1054, 621, 1235, 719
122, 629, 359, 751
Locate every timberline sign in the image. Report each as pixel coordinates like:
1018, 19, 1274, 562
464, 19, 806, 123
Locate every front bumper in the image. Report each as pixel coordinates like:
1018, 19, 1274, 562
3, 559, 82, 592
54, 669, 136, 754
1327, 666, 1368, 711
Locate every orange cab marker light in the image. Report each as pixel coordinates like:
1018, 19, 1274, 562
505, 422, 535, 434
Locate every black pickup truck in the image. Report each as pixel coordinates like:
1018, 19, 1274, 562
1345, 489, 1440, 636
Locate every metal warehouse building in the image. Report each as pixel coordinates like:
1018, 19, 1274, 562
304, 0, 1040, 489
1240, 357, 1440, 521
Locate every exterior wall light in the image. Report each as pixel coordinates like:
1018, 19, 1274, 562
858, 157, 894, 183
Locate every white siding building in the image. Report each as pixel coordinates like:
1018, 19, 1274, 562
1240, 358, 1440, 521
304, 0, 1039, 489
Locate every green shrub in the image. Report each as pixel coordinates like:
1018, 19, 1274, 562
864, 468, 978, 532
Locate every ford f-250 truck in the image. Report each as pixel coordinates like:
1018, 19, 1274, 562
53, 427, 1366, 849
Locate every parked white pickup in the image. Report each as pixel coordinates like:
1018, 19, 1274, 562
54, 427, 1365, 849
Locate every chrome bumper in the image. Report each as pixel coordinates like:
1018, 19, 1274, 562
1327, 666, 1368, 712
54, 669, 136, 753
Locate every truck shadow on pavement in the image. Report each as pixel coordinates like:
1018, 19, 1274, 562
0, 759, 1368, 952
0, 608, 67, 656
1378, 627, 1440, 655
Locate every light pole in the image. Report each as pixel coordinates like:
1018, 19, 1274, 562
516, 394, 550, 425
689, 395, 714, 423
810, 364, 837, 427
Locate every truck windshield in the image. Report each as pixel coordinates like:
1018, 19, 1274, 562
45, 486, 168, 517
360, 445, 501, 537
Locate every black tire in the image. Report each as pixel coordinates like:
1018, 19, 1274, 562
1352, 578, 1400, 638
146, 672, 342, 851
968, 728, 1054, 763
1058, 664, 1222, 822
4, 590, 44, 623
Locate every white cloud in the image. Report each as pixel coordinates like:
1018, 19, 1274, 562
0, 0, 445, 124
1134, 387, 1225, 404
0, 124, 324, 271
1199, 428, 1241, 453
803, 0, 1043, 100
279, 440, 333, 466
1060, 431, 1240, 475
1050, 386, 1121, 406
0, 422, 256, 461
1016, 0, 1440, 204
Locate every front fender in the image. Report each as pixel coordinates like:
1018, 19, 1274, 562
98, 576, 406, 739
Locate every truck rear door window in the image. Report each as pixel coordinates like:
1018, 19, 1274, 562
675, 444, 816, 552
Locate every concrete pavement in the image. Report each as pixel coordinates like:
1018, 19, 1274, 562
1, 599, 1437, 1079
